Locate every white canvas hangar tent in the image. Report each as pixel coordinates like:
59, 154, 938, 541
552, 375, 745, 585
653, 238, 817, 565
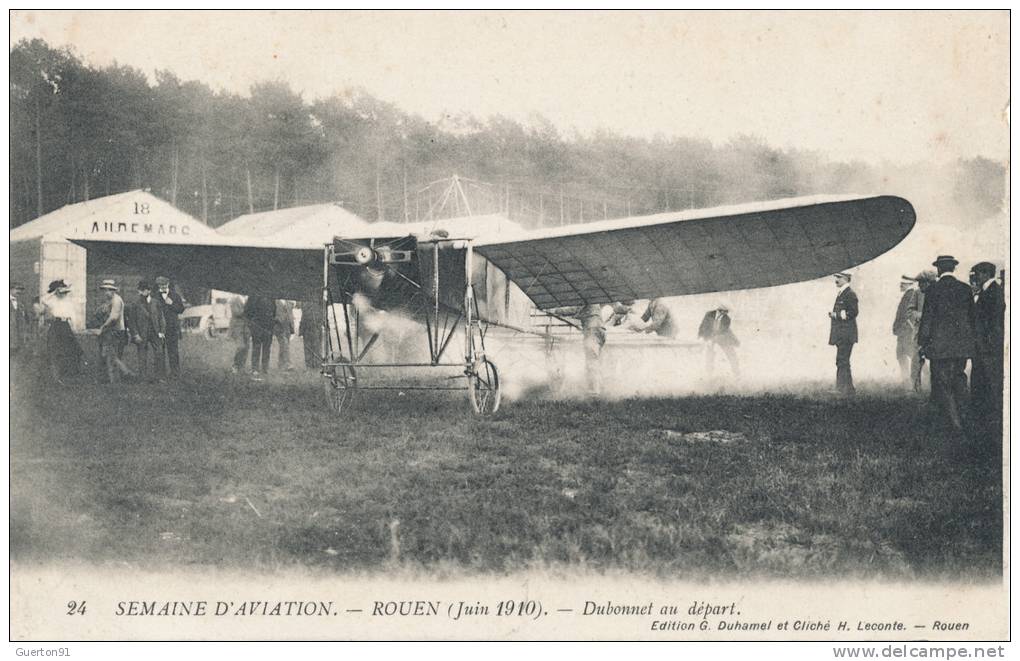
9, 190, 215, 330
216, 202, 372, 238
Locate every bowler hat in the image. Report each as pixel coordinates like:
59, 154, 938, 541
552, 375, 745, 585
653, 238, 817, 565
932, 255, 959, 267
137, 280, 152, 291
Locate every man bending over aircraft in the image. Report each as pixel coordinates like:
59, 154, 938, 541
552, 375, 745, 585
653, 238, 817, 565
635, 298, 678, 339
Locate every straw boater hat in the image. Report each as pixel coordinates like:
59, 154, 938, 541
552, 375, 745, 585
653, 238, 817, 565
99, 279, 119, 291
155, 275, 170, 286
47, 279, 71, 294
834, 271, 852, 280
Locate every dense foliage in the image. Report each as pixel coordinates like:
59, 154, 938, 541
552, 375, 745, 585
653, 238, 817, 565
10, 39, 1006, 229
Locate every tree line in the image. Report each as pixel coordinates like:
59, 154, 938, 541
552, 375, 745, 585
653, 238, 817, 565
10, 38, 1006, 230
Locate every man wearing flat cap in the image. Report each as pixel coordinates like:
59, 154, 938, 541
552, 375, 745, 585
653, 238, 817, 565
828, 272, 859, 396
918, 255, 976, 434
892, 275, 921, 387
969, 261, 1004, 437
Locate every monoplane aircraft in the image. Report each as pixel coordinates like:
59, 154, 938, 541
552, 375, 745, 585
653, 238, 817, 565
75, 194, 915, 415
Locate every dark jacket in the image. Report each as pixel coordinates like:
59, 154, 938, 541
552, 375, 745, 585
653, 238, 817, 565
828, 287, 859, 346
158, 290, 186, 334
125, 294, 165, 343
974, 280, 1005, 357
918, 274, 975, 359
698, 309, 739, 347
244, 296, 277, 337
299, 301, 322, 337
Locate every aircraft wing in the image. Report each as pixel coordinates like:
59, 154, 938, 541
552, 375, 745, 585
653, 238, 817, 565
474, 195, 915, 309
70, 233, 329, 300
73, 194, 914, 307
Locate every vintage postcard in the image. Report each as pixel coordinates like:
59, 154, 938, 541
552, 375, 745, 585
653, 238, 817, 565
8, 9, 1009, 645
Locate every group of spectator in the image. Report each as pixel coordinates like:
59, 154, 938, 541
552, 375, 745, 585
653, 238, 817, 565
9, 278, 329, 386
228, 295, 322, 381
9, 276, 187, 384
891, 256, 1005, 439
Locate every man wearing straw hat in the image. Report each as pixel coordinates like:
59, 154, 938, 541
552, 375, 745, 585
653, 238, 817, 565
918, 255, 976, 434
97, 279, 134, 383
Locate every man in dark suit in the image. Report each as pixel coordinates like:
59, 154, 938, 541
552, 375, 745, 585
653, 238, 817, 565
244, 295, 276, 380
828, 272, 859, 396
155, 275, 186, 377
969, 261, 1004, 433
125, 280, 166, 382
918, 255, 976, 433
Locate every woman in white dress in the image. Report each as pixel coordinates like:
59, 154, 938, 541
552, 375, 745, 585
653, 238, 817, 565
41, 279, 83, 381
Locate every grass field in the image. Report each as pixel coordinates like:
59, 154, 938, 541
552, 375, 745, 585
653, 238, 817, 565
10, 335, 1003, 580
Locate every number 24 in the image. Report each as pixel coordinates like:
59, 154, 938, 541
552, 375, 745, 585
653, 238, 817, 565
67, 600, 86, 615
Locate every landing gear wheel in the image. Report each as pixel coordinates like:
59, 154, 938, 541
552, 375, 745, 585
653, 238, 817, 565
323, 362, 357, 414
467, 357, 500, 415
